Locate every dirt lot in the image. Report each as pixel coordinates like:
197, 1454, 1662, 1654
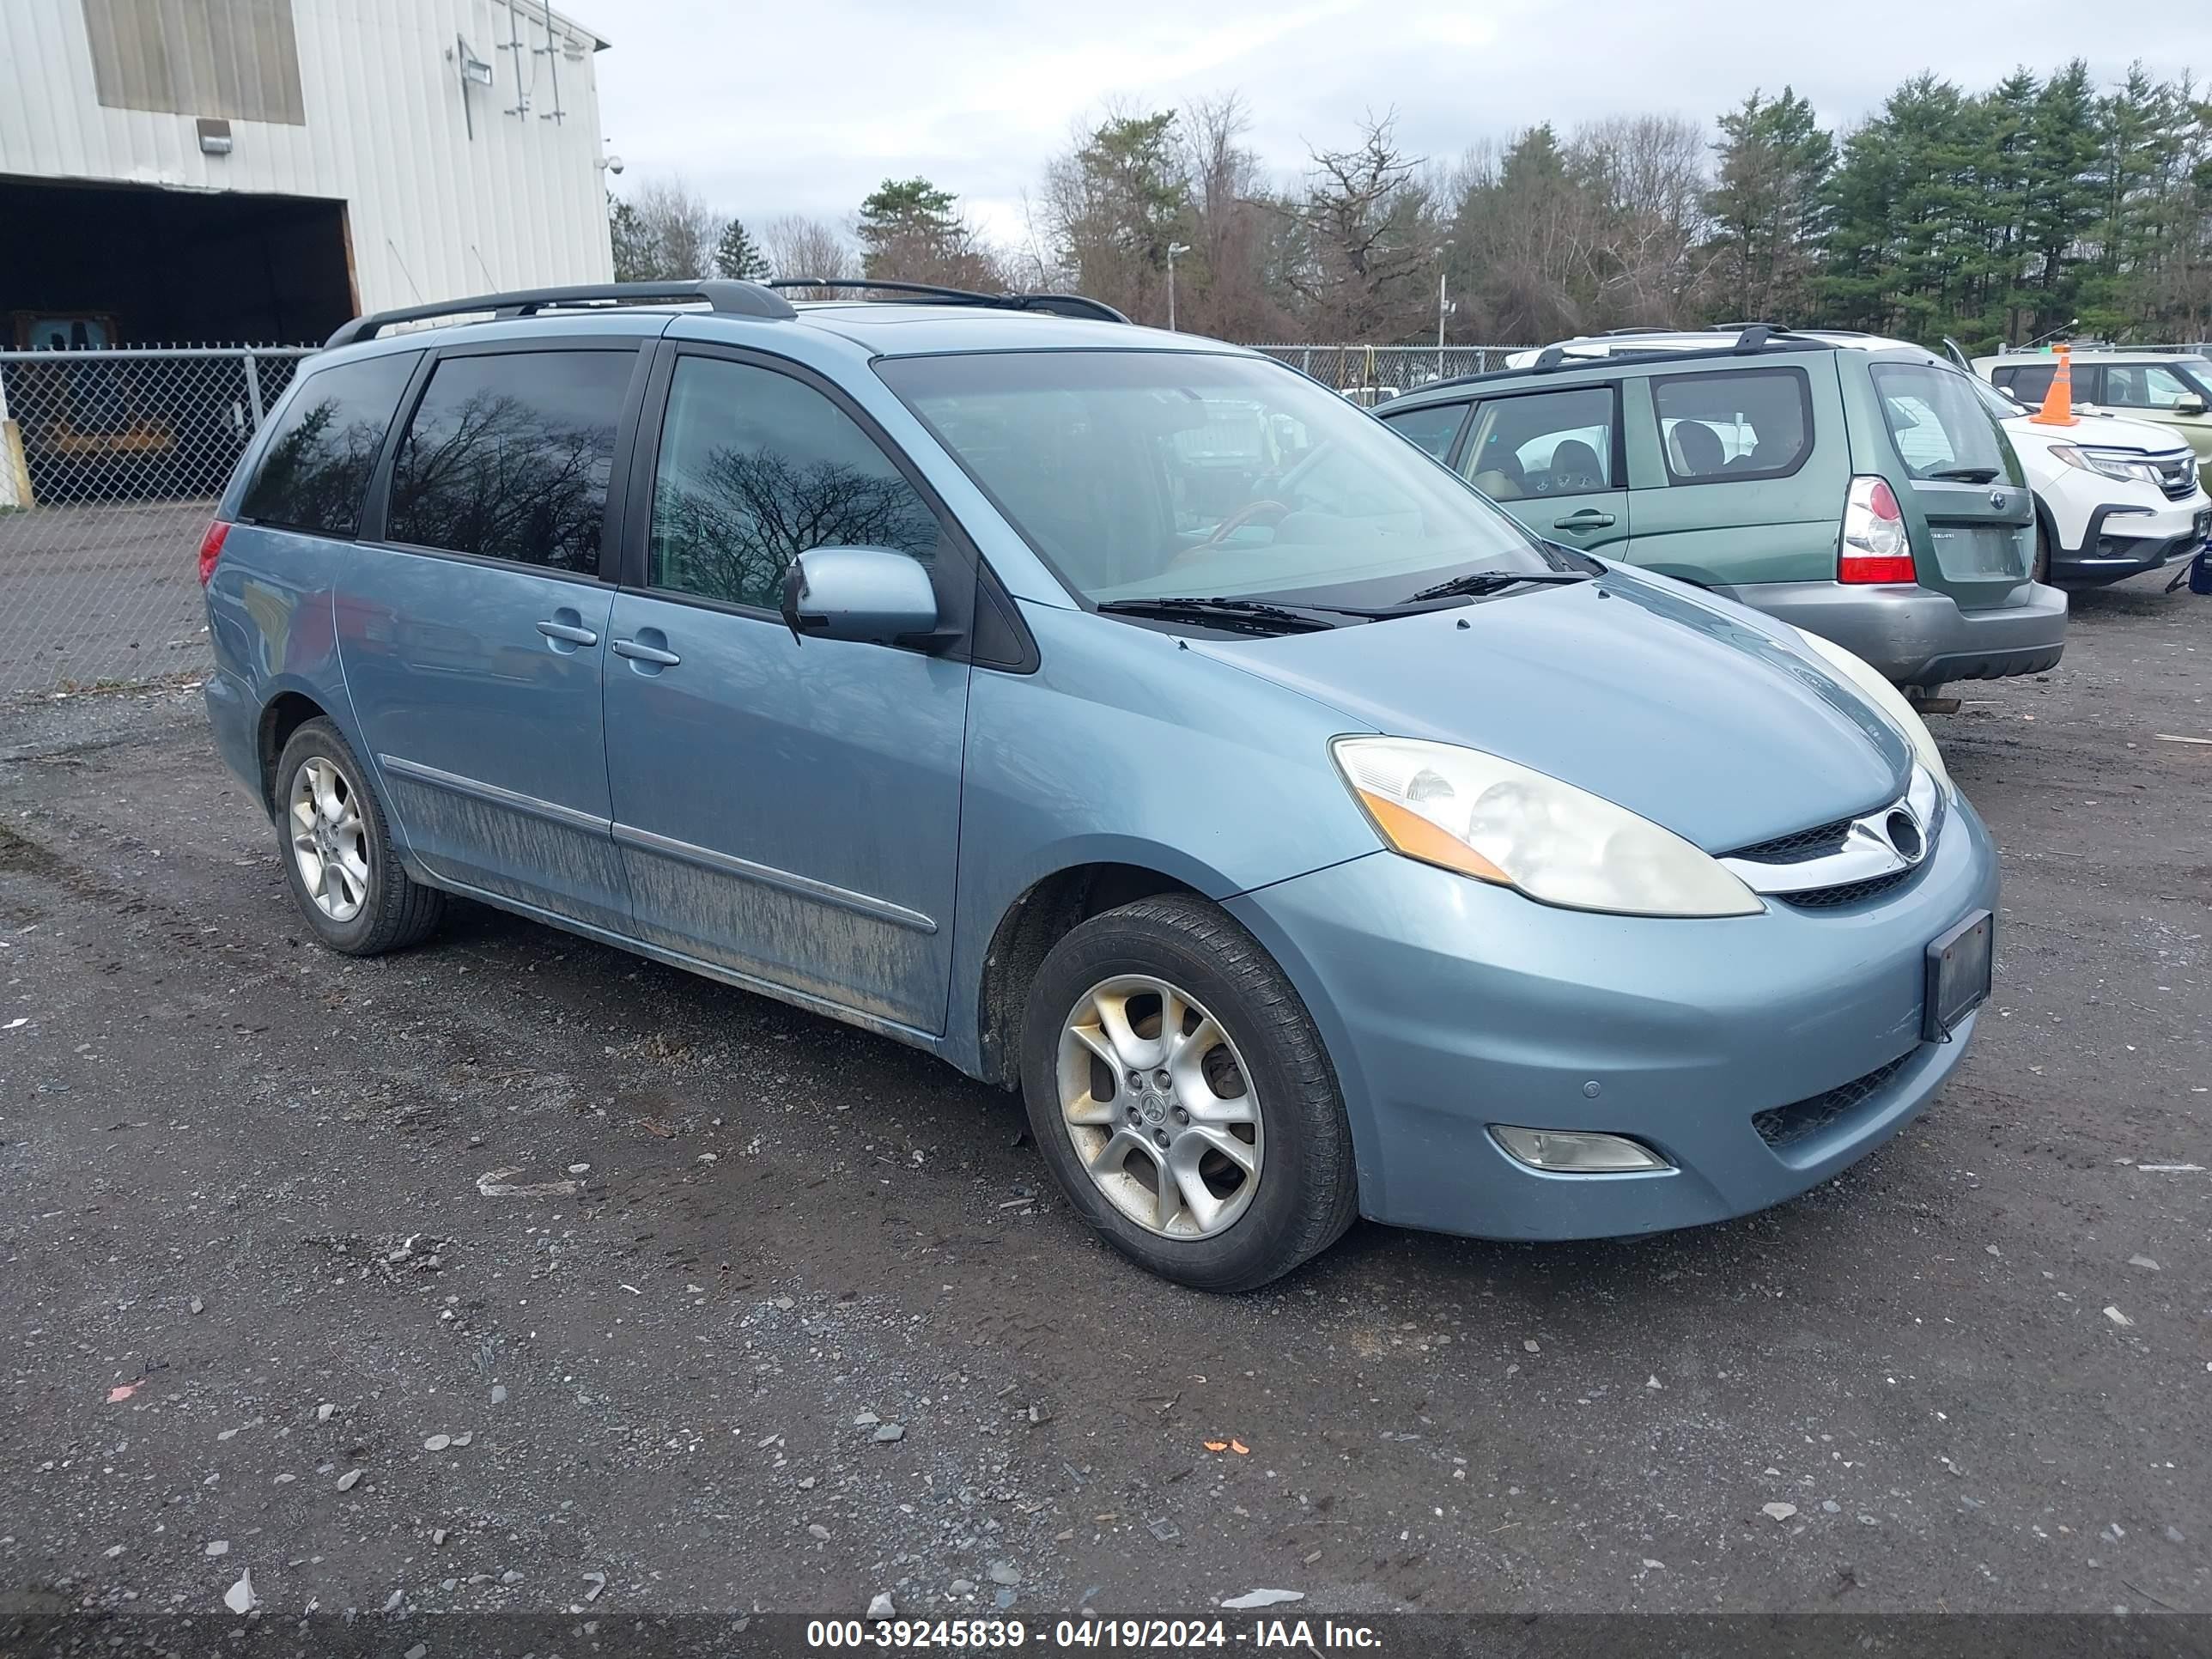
0, 571, 2206, 1625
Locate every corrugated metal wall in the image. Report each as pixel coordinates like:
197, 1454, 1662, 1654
0, 0, 615, 329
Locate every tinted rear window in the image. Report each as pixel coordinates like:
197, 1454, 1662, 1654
238, 352, 418, 537
1869, 363, 2018, 483
387, 349, 633, 572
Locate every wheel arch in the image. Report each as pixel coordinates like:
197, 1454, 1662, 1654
972, 861, 1210, 1089
257, 689, 335, 816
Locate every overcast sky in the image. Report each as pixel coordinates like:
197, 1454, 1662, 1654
586, 0, 2208, 247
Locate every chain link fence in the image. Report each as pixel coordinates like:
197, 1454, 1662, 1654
1246, 343, 1532, 402
0, 346, 315, 698
0, 339, 1532, 702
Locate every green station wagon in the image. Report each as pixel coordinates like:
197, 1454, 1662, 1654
1377, 327, 2068, 690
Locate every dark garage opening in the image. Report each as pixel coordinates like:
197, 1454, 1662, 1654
0, 174, 355, 348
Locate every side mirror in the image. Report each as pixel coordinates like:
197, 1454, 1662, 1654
2175, 393, 2209, 416
780, 547, 942, 647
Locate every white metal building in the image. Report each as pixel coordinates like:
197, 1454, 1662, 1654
0, 0, 616, 346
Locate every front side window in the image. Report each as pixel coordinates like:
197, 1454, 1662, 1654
1379, 400, 1470, 463
1459, 387, 1617, 499
1651, 368, 1812, 484
2100, 362, 2203, 410
386, 349, 633, 571
875, 351, 1556, 609
1869, 362, 2022, 484
647, 357, 942, 611
239, 352, 418, 537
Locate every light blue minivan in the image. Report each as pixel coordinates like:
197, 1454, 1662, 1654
200, 280, 1998, 1291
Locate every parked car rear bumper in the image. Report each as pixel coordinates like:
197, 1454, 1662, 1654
1724, 579, 2068, 687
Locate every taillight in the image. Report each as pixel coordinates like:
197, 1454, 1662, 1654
1838, 477, 1915, 584
197, 520, 231, 586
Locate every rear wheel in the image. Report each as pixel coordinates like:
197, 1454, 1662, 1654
275, 719, 445, 956
1018, 894, 1357, 1291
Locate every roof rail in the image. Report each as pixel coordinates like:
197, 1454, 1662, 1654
324, 280, 796, 348
768, 278, 1131, 325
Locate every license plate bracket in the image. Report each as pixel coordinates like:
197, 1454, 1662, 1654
1924, 908, 1993, 1042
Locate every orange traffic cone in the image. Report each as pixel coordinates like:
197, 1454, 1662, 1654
2030, 343, 2079, 427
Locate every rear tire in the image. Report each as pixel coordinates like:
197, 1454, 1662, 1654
1018, 894, 1357, 1291
274, 718, 445, 957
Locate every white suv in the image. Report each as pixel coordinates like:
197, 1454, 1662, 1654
1960, 375, 2207, 588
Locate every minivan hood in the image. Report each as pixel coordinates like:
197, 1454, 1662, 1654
1196, 570, 1913, 854
2005, 408, 2189, 453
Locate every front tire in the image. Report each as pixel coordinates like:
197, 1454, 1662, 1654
2033, 519, 2052, 584
1018, 894, 1357, 1291
274, 718, 445, 956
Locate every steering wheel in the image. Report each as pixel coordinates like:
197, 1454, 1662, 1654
1167, 499, 1290, 567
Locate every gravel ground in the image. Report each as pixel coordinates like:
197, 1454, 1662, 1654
0, 569, 2206, 1624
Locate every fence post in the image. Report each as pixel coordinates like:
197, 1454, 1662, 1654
0, 361, 28, 510
241, 349, 264, 428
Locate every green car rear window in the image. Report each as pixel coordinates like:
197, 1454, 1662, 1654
1869, 363, 2021, 484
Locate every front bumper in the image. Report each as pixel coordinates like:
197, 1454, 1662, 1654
2051, 497, 2211, 588
1727, 579, 2067, 688
1227, 795, 2000, 1242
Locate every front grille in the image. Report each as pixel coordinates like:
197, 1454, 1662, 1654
1753, 1052, 1914, 1147
2154, 453, 2197, 501
1728, 814, 1858, 866
1777, 869, 1917, 909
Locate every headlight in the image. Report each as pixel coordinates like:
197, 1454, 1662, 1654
1793, 629, 1954, 795
1330, 736, 1763, 918
2049, 445, 2162, 487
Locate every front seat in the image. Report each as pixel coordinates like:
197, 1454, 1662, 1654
1668, 421, 1726, 477
1549, 439, 1605, 491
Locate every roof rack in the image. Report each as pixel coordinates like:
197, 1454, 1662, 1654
768, 278, 1130, 325
325, 280, 796, 348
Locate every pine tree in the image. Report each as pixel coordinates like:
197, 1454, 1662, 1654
1703, 88, 1833, 324
714, 218, 769, 282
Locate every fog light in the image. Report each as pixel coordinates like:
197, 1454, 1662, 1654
1491, 1126, 1670, 1172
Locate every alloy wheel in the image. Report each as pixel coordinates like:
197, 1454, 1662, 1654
288, 756, 370, 923
1055, 975, 1264, 1238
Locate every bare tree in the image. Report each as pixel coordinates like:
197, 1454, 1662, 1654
617, 178, 725, 281
1573, 115, 1715, 325
1179, 93, 1298, 339
762, 215, 859, 297
1293, 111, 1442, 340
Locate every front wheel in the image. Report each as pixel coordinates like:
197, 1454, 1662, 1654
2032, 519, 2052, 584
1018, 895, 1357, 1291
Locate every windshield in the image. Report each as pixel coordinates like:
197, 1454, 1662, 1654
1869, 362, 2024, 484
1970, 377, 2027, 422
875, 350, 1560, 609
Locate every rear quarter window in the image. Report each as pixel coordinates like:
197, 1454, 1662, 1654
238, 352, 419, 537
1650, 368, 1812, 484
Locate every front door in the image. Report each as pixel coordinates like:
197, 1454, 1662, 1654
1453, 383, 1632, 556
602, 348, 972, 1036
337, 343, 641, 932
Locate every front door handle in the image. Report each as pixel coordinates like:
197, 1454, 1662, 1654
611, 637, 681, 666
536, 618, 599, 646
1553, 508, 1616, 530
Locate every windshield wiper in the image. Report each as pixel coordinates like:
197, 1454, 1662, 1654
1095, 597, 1347, 635
1928, 465, 2000, 483
1404, 569, 1596, 603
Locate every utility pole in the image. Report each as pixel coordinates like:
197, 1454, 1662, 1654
1436, 240, 1455, 367
1166, 243, 1190, 331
